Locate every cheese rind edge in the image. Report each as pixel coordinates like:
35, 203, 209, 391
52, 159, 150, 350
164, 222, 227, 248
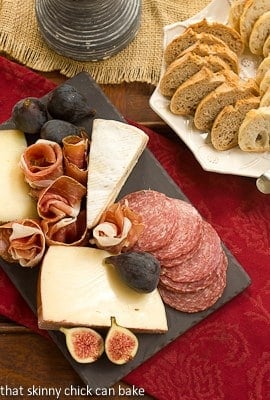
86, 119, 148, 229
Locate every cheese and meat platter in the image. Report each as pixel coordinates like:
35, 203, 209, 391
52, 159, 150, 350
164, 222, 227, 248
0, 71, 251, 390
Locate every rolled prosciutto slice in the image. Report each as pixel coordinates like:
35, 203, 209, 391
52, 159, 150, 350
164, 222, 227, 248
37, 175, 86, 221
20, 139, 63, 189
91, 202, 144, 254
0, 219, 46, 267
41, 210, 88, 246
62, 133, 89, 186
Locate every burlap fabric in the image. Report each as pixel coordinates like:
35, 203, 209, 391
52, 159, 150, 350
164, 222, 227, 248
0, 0, 211, 85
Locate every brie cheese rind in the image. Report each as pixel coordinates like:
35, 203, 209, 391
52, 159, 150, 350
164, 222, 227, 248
0, 129, 37, 223
86, 119, 149, 229
38, 246, 168, 333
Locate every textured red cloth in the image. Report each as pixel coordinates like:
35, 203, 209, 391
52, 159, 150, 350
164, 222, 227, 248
0, 57, 269, 400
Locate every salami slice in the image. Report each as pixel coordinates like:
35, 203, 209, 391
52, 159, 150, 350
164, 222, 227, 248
160, 235, 202, 268
161, 221, 221, 282
121, 190, 178, 252
159, 248, 224, 292
154, 198, 203, 263
158, 252, 228, 313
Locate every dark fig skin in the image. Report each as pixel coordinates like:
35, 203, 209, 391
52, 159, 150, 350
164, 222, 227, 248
40, 119, 86, 144
105, 251, 161, 293
47, 84, 95, 123
12, 97, 48, 134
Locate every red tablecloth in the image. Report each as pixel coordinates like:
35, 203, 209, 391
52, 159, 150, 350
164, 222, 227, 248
0, 56, 269, 400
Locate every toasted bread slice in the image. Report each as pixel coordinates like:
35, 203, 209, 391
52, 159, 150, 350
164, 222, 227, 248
228, 0, 249, 32
187, 18, 244, 55
259, 69, 270, 95
170, 67, 237, 116
86, 119, 148, 229
164, 28, 230, 66
159, 53, 230, 97
238, 107, 270, 152
194, 78, 259, 131
240, 0, 270, 44
263, 33, 270, 57
260, 86, 270, 106
178, 42, 240, 74
211, 96, 260, 150
256, 55, 270, 84
249, 11, 270, 55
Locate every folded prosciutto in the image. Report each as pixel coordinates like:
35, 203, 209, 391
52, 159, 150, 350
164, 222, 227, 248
62, 133, 89, 186
41, 210, 88, 246
37, 175, 86, 221
20, 139, 63, 190
0, 219, 46, 267
91, 202, 144, 253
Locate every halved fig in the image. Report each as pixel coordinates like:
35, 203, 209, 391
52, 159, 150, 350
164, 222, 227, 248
60, 327, 104, 363
105, 317, 139, 365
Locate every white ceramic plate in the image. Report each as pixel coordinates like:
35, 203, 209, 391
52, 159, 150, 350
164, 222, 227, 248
149, 0, 270, 178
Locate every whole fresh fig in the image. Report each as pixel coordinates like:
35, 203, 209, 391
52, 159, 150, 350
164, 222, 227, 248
105, 251, 161, 293
47, 84, 95, 123
12, 97, 48, 134
40, 119, 86, 144
60, 326, 104, 363
105, 317, 138, 365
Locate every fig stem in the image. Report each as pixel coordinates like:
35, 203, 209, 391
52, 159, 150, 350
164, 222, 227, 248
23, 98, 32, 108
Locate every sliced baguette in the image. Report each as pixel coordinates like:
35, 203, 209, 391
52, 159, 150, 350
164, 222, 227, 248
259, 69, 270, 95
187, 18, 244, 55
211, 96, 260, 150
178, 42, 240, 74
240, 0, 270, 44
263, 33, 270, 57
238, 107, 270, 152
256, 55, 270, 84
194, 78, 259, 131
159, 53, 230, 97
170, 67, 235, 116
228, 0, 249, 32
86, 119, 148, 229
164, 29, 230, 66
260, 86, 270, 106
249, 11, 270, 55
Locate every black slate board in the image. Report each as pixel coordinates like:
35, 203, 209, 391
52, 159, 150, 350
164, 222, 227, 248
0, 72, 251, 391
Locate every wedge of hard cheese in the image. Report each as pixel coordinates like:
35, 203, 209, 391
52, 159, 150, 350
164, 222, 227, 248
86, 119, 148, 229
0, 129, 37, 223
38, 246, 168, 333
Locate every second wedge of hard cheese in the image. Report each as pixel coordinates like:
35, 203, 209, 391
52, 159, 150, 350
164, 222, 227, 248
0, 129, 37, 223
38, 246, 168, 333
86, 119, 148, 229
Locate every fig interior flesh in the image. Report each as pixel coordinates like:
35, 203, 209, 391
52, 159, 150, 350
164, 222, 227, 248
105, 251, 161, 293
105, 317, 139, 365
60, 327, 104, 364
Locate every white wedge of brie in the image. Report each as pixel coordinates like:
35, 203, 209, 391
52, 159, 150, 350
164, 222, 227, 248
38, 246, 168, 333
86, 119, 148, 229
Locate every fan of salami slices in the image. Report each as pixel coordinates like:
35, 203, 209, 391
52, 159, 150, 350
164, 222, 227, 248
121, 190, 228, 313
